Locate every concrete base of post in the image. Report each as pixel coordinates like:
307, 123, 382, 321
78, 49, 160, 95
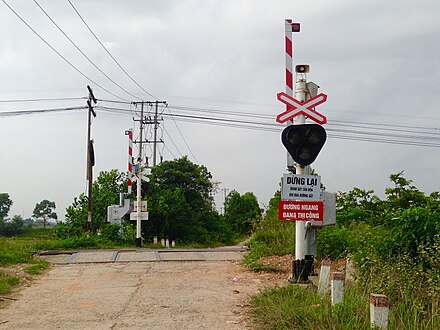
318, 260, 331, 296
331, 272, 344, 305
370, 294, 389, 329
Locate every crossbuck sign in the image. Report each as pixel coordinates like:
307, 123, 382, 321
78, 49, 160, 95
276, 92, 327, 125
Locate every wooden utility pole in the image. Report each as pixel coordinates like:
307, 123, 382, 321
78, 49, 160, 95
86, 85, 97, 233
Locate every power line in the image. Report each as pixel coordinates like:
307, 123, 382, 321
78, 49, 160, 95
165, 105, 199, 164
0, 106, 86, 117
95, 105, 440, 147
67, 0, 157, 100
3, 102, 439, 148
0, 96, 86, 103
1, 0, 129, 102
163, 127, 184, 158
33, 0, 143, 101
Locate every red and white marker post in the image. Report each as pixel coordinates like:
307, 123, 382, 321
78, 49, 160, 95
285, 19, 300, 170
125, 129, 134, 194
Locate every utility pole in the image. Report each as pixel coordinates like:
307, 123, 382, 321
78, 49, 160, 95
135, 101, 144, 247
222, 188, 229, 215
146, 101, 166, 167
131, 100, 166, 247
153, 101, 159, 167
86, 85, 97, 233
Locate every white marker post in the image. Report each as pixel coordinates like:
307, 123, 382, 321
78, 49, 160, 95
370, 294, 389, 329
318, 260, 332, 295
331, 272, 344, 305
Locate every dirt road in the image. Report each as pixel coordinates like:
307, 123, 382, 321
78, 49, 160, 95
0, 260, 286, 329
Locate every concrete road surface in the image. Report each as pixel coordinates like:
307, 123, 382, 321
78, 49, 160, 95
0, 249, 284, 329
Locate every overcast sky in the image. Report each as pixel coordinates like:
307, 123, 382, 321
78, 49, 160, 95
1, 0, 439, 219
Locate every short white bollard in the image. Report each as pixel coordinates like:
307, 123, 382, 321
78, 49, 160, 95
331, 272, 344, 305
318, 260, 332, 296
370, 294, 389, 329
165, 239, 170, 248
172, 240, 176, 247
153, 236, 158, 245
161, 238, 165, 247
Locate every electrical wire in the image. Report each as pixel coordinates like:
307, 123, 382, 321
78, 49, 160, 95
2, 100, 439, 148
33, 0, 143, 101
165, 105, 199, 163
1, 0, 129, 102
0, 106, 86, 117
163, 128, 184, 158
94, 105, 440, 148
67, 0, 157, 100
0, 96, 87, 103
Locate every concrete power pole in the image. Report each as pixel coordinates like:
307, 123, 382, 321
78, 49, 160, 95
147, 101, 166, 167
132, 100, 166, 247
86, 85, 97, 233
135, 101, 145, 247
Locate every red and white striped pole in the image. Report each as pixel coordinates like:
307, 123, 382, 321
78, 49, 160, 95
125, 129, 134, 194
285, 19, 294, 97
284, 19, 300, 170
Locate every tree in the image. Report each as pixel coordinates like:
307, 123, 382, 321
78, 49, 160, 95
62, 169, 126, 236
147, 157, 227, 244
385, 171, 429, 210
0, 215, 24, 236
33, 200, 57, 229
0, 193, 13, 220
224, 190, 261, 235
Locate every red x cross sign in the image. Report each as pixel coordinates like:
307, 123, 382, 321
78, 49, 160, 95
276, 92, 327, 125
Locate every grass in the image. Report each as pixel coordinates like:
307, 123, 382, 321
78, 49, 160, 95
24, 259, 50, 275
244, 218, 295, 271
251, 285, 370, 330
247, 212, 440, 329
0, 271, 20, 295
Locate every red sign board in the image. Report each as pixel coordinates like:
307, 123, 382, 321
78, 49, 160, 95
278, 200, 324, 221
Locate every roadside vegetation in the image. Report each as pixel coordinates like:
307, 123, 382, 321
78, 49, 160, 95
4, 158, 436, 329
248, 172, 440, 329
0, 157, 262, 296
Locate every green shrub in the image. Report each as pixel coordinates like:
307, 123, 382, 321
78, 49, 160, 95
317, 225, 356, 259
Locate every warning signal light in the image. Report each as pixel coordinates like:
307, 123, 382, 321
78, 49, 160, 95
292, 23, 300, 32
281, 124, 326, 166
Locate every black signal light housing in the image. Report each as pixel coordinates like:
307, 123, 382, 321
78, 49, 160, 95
281, 124, 326, 166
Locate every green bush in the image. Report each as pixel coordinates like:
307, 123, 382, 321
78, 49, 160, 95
317, 225, 356, 259
0, 215, 25, 237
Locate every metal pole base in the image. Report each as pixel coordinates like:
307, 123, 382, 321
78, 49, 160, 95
290, 255, 314, 283
135, 237, 143, 247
